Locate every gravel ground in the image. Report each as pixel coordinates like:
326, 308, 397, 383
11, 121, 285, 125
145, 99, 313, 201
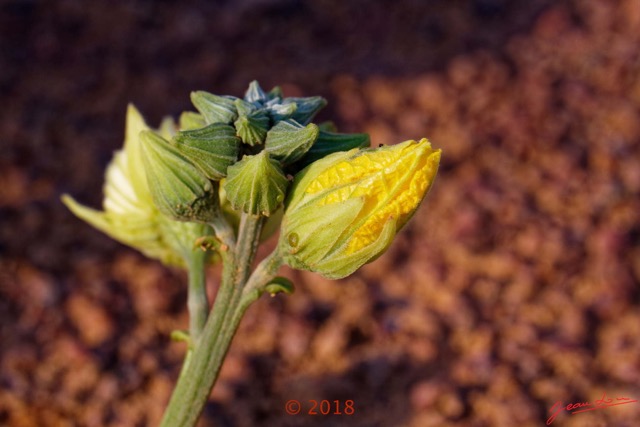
1, 1, 639, 426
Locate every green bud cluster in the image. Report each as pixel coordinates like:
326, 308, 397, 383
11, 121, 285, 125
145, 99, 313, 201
141, 80, 370, 223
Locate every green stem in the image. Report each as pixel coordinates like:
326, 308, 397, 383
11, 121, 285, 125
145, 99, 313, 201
187, 249, 208, 342
159, 214, 280, 427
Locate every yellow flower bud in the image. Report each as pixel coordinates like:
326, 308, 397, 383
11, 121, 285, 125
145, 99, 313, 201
62, 105, 208, 267
280, 138, 440, 279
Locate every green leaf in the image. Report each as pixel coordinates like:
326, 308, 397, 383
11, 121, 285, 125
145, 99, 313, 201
223, 151, 288, 216
173, 123, 240, 180
191, 91, 238, 124
265, 119, 319, 165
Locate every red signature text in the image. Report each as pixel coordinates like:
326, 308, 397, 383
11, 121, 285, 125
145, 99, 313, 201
546, 392, 638, 425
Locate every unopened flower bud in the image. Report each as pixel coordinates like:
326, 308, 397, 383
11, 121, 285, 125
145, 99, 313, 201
233, 99, 270, 146
223, 151, 288, 216
264, 119, 319, 166
140, 130, 218, 222
173, 123, 240, 180
63, 105, 208, 267
191, 91, 238, 124
280, 138, 441, 279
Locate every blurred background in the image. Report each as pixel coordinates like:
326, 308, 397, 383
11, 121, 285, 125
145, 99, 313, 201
1, 0, 640, 426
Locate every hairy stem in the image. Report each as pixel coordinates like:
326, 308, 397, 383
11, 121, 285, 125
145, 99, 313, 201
159, 214, 280, 427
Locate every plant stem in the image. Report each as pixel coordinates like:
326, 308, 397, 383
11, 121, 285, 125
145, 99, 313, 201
159, 214, 280, 427
187, 248, 208, 342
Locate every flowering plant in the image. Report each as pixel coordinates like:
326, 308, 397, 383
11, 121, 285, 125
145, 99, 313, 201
63, 82, 440, 426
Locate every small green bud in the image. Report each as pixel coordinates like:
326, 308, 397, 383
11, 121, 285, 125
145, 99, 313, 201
233, 99, 270, 146
173, 123, 240, 180
190, 91, 238, 124
140, 130, 218, 222
285, 96, 327, 124
244, 80, 267, 104
179, 111, 207, 131
280, 139, 441, 279
264, 277, 295, 296
267, 86, 283, 101
223, 151, 288, 216
266, 101, 297, 122
170, 330, 191, 344
265, 119, 319, 165
298, 130, 370, 168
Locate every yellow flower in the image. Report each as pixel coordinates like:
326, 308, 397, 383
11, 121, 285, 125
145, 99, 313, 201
62, 105, 208, 267
280, 138, 441, 279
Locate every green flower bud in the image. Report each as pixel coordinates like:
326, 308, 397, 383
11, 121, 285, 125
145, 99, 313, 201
264, 119, 319, 165
267, 86, 284, 101
244, 80, 267, 104
280, 138, 441, 279
62, 105, 208, 267
223, 151, 288, 216
173, 123, 240, 180
191, 91, 238, 124
233, 99, 270, 146
266, 101, 297, 122
140, 130, 218, 222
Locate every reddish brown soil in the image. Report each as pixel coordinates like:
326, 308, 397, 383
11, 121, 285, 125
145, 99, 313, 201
1, 1, 640, 426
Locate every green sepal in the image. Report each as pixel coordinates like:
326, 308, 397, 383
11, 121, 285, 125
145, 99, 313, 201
223, 151, 288, 216
265, 119, 319, 165
312, 217, 396, 279
191, 91, 238, 124
233, 99, 270, 146
285, 96, 327, 124
298, 130, 370, 168
140, 130, 218, 222
173, 123, 240, 180
179, 112, 207, 131
281, 196, 363, 271
264, 277, 295, 296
